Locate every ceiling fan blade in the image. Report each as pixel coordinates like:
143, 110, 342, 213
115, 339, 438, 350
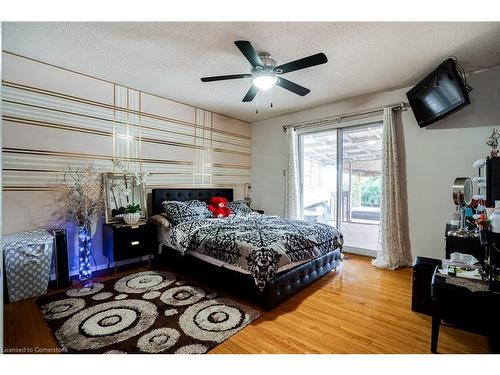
242, 85, 258, 102
276, 77, 310, 96
201, 74, 252, 82
234, 40, 264, 68
274, 53, 327, 74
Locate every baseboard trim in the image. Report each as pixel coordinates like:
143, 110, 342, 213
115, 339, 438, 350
71, 255, 153, 276
343, 246, 376, 258
49, 255, 153, 280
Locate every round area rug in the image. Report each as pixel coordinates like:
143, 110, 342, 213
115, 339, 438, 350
36, 270, 261, 354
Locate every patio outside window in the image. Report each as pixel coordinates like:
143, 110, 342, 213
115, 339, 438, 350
299, 122, 383, 253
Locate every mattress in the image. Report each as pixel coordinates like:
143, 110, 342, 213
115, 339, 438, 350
158, 214, 343, 290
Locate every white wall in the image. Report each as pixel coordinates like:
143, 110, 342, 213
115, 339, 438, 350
251, 66, 500, 260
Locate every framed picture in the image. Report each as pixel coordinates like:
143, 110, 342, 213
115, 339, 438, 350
103, 173, 147, 223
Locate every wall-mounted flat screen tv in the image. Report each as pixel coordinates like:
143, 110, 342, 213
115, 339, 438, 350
406, 58, 471, 128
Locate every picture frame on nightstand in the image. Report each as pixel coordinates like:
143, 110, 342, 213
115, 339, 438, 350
103, 173, 147, 224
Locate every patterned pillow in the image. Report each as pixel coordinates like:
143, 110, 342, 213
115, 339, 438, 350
184, 200, 213, 218
228, 200, 253, 216
162, 201, 199, 226
149, 214, 171, 229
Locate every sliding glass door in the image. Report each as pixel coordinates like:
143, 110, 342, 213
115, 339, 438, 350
299, 122, 383, 253
299, 130, 338, 229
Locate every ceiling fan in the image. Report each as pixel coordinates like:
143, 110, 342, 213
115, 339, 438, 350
201, 40, 328, 102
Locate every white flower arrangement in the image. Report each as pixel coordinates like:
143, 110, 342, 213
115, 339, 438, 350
134, 171, 151, 185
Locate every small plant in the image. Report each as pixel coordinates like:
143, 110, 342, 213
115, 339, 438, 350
125, 203, 141, 214
112, 204, 141, 216
122, 203, 142, 224
111, 206, 127, 217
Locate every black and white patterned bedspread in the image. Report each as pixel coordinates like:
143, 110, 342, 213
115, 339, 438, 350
166, 214, 343, 290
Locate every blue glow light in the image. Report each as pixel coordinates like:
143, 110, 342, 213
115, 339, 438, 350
78, 226, 93, 281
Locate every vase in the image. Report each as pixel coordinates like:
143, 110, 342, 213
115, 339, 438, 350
78, 226, 93, 280
123, 212, 141, 225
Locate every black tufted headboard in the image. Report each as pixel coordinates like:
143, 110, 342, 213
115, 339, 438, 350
151, 188, 234, 215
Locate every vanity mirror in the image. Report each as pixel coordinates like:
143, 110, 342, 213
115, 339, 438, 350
449, 177, 476, 238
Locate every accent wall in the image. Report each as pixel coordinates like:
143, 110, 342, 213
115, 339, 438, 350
1, 51, 251, 274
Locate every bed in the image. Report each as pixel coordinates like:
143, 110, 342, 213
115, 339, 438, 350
151, 188, 343, 310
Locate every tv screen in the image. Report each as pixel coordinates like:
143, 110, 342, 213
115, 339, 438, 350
406, 58, 471, 128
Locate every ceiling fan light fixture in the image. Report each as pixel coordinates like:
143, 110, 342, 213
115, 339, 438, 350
252, 74, 277, 91
200, 40, 327, 102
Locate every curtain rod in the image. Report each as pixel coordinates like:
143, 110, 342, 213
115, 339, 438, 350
282, 102, 408, 132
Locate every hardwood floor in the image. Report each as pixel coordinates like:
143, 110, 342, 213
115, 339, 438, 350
3, 255, 490, 354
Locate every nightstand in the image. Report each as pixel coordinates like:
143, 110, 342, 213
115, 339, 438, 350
103, 221, 155, 274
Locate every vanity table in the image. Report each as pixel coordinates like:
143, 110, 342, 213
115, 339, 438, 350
431, 267, 500, 353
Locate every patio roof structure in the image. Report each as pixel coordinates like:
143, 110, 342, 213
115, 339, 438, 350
303, 125, 383, 176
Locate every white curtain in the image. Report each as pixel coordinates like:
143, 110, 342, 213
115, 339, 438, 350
285, 127, 300, 219
372, 108, 412, 269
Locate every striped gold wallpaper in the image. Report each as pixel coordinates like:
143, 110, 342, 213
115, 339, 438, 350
1, 51, 251, 273
2, 52, 251, 192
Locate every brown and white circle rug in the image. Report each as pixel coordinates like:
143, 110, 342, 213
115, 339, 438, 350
36, 270, 261, 354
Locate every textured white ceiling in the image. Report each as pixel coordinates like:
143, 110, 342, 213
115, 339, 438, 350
2, 22, 500, 123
